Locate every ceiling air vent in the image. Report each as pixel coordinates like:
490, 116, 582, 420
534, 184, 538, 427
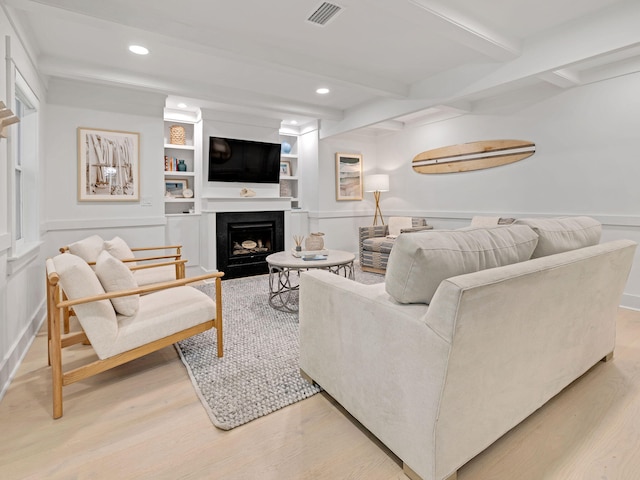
307, 2, 343, 26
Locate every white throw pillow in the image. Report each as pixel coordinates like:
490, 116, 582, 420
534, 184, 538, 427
67, 234, 104, 263
104, 236, 137, 266
470, 216, 501, 227
95, 250, 140, 316
385, 225, 539, 304
387, 216, 413, 238
514, 217, 601, 258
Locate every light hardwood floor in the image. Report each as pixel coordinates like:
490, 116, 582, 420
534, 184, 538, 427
1, 308, 640, 479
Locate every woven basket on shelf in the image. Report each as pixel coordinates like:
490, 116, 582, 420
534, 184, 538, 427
169, 125, 186, 145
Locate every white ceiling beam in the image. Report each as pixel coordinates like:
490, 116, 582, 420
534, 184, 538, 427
39, 56, 345, 121
407, 0, 521, 62
537, 69, 582, 88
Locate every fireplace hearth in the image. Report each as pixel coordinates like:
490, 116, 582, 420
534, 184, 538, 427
216, 211, 284, 279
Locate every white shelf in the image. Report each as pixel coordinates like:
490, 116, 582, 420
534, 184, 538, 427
164, 144, 195, 150
281, 153, 297, 159
280, 175, 298, 180
165, 198, 195, 203
164, 171, 195, 176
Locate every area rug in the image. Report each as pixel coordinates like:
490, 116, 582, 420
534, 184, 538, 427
176, 269, 384, 430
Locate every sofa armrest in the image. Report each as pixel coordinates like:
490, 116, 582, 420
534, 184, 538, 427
299, 270, 449, 477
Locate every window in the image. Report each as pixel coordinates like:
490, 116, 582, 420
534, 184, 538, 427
11, 71, 39, 254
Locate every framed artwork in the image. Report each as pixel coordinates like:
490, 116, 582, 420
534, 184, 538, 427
78, 127, 140, 201
280, 160, 291, 176
165, 179, 189, 198
335, 153, 363, 201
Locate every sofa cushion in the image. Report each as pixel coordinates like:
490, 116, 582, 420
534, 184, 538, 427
385, 225, 539, 304
104, 236, 137, 266
95, 250, 140, 316
67, 234, 104, 263
514, 216, 601, 258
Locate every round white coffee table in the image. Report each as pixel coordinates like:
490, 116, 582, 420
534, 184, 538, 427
266, 250, 355, 312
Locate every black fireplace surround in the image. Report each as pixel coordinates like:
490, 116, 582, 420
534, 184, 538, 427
216, 211, 285, 279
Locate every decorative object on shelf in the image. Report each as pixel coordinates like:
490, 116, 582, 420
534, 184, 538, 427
364, 174, 390, 226
164, 191, 173, 198
281, 141, 292, 154
280, 160, 291, 176
0, 101, 20, 138
279, 181, 292, 198
335, 152, 363, 201
165, 179, 188, 197
177, 159, 187, 171
78, 127, 140, 201
182, 188, 193, 198
240, 187, 256, 197
169, 124, 186, 145
293, 235, 304, 252
305, 232, 325, 251
412, 139, 536, 174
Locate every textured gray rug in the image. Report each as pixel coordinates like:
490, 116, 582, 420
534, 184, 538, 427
176, 268, 384, 430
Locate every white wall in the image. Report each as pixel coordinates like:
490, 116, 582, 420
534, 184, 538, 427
371, 72, 640, 308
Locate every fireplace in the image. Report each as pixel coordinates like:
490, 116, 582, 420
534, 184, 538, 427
216, 211, 285, 279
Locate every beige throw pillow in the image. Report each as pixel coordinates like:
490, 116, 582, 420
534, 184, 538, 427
387, 216, 413, 238
514, 216, 601, 258
67, 234, 104, 263
95, 250, 140, 316
385, 225, 539, 304
104, 236, 137, 266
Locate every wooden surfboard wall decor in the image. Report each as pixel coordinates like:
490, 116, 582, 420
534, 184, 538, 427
412, 139, 535, 174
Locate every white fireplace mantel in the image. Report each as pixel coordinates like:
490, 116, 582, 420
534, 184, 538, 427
202, 196, 292, 213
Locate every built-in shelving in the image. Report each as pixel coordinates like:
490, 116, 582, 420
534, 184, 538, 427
163, 115, 202, 215
279, 132, 300, 209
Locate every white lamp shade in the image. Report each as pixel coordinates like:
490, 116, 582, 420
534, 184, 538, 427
364, 174, 389, 192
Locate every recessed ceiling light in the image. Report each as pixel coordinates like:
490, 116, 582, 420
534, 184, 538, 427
129, 45, 149, 55
316, 87, 330, 95
289, 120, 298, 125
177, 103, 187, 108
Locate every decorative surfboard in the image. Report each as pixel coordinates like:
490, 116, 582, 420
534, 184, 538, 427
412, 139, 535, 174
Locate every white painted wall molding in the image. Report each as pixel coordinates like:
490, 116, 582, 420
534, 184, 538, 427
0, 301, 45, 403
0, 233, 10, 252
45, 216, 167, 232
621, 294, 640, 312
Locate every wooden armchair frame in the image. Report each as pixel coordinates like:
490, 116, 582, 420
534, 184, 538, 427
46, 259, 223, 419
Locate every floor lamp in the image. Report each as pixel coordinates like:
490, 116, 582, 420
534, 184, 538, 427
364, 174, 389, 226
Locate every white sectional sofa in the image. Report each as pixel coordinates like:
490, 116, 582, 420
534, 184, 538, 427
299, 218, 636, 480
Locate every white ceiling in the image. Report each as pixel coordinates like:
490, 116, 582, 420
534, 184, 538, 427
4, 0, 639, 137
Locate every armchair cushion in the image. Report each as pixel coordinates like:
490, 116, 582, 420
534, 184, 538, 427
362, 236, 396, 254
514, 216, 601, 258
385, 225, 539, 304
104, 236, 137, 266
133, 265, 179, 285
95, 250, 140, 316
67, 234, 104, 263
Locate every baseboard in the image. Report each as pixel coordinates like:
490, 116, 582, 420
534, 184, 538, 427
621, 293, 640, 311
0, 302, 46, 403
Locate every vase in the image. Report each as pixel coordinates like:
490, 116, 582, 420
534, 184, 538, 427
281, 141, 292, 154
305, 232, 325, 251
177, 159, 187, 171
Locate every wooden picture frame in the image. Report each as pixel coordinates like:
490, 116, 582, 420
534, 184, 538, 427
165, 179, 189, 198
280, 160, 291, 177
78, 127, 140, 201
335, 153, 363, 201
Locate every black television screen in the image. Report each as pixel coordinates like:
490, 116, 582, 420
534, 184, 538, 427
208, 137, 281, 184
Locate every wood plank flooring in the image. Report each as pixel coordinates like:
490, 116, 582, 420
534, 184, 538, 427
1, 308, 640, 479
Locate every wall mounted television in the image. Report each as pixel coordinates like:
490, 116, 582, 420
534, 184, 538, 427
208, 136, 281, 184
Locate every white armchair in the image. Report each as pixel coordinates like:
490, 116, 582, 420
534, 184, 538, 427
46, 251, 224, 419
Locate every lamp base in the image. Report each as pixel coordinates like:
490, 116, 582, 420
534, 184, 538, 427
372, 191, 385, 226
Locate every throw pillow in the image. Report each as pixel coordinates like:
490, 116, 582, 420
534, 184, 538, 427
95, 250, 140, 316
104, 236, 137, 266
67, 234, 104, 263
387, 216, 413, 238
385, 224, 539, 304
470, 216, 501, 227
514, 216, 601, 258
